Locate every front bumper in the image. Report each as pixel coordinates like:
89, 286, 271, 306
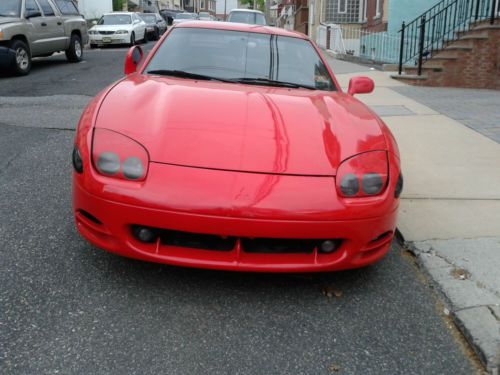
89, 34, 130, 45
0, 46, 15, 71
73, 163, 399, 272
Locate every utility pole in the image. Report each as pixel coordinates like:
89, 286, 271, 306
224, 0, 227, 20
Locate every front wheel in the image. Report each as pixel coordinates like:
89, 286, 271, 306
130, 32, 136, 46
10, 40, 31, 76
142, 30, 148, 43
65, 33, 83, 62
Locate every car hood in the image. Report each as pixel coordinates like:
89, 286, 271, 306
95, 75, 387, 176
0, 17, 21, 25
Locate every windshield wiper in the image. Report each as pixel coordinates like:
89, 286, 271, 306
147, 70, 233, 83
232, 78, 316, 90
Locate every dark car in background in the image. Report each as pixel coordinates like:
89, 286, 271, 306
139, 13, 167, 41
159, 9, 183, 26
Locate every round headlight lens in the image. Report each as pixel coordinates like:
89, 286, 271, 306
362, 173, 383, 195
96, 152, 120, 175
340, 174, 359, 196
122, 157, 144, 180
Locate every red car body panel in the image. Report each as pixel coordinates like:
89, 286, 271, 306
95, 76, 388, 176
72, 22, 401, 272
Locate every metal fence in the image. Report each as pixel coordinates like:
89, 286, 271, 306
317, 24, 401, 64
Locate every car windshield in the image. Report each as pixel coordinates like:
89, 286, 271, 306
98, 14, 132, 25
229, 11, 266, 25
145, 28, 335, 91
0, 0, 21, 17
199, 12, 210, 17
176, 13, 195, 19
140, 14, 156, 23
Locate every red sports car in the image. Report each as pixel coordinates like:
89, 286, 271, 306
72, 22, 403, 272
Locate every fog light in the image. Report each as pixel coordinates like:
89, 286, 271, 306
319, 240, 338, 253
133, 226, 157, 243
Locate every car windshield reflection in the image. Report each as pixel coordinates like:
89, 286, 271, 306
145, 28, 335, 91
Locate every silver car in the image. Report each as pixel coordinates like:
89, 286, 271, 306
0, 0, 88, 75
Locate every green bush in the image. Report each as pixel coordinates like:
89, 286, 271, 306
113, 0, 125, 11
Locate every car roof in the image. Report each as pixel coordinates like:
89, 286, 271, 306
229, 9, 265, 14
103, 12, 134, 16
176, 21, 308, 39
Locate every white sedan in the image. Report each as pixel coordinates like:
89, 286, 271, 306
89, 12, 147, 48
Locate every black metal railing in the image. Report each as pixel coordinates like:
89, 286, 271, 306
398, 0, 499, 75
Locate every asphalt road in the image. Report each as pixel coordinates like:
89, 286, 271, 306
0, 43, 479, 374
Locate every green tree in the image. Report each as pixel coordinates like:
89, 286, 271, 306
238, 0, 265, 12
113, 0, 125, 11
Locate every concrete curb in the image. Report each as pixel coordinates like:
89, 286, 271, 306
395, 232, 500, 374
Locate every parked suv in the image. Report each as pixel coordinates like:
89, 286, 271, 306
0, 0, 88, 75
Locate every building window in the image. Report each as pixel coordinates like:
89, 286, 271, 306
375, 0, 381, 18
363, 0, 367, 20
338, 0, 347, 13
200, 0, 205, 9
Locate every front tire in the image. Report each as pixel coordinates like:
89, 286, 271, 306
66, 33, 83, 63
142, 30, 148, 43
130, 32, 136, 46
9, 40, 31, 76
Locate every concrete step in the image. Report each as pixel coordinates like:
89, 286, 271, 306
405, 65, 444, 75
471, 18, 500, 30
461, 33, 490, 40
430, 54, 458, 62
447, 39, 474, 49
455, 29, 490, 39
433, 49, 460, 59
390, 73, 428, 82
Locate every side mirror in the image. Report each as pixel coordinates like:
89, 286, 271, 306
124, 46, 144, 75
26, 10, 42, 18
347, 76, 374, 96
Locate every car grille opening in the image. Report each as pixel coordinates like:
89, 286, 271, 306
241, 238, 317, 254
159, 229, 236, 251
99, 31, 115, 35
131, 225, 342, 254
78, 209, 102, 225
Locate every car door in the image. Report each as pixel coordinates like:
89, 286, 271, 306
133, 14, 146, 40
156, 14, 166, 33
36, 0, 67, 52
24, 0, 48, 56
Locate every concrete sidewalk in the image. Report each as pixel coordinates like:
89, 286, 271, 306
324, 53, 500, 374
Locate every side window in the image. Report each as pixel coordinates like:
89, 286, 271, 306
53, 0, 79, 15
38, 0, 56, 16
25, 0, 42, 14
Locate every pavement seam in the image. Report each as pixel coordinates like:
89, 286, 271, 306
0, 122, 75, 132
487, 306, 500, 321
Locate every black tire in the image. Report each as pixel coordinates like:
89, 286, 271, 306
9, 39, 31, 76
65, 33, 83, 63
155, 27, 160, 41
130, 32, 136, 46
143, 30, 148, 44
